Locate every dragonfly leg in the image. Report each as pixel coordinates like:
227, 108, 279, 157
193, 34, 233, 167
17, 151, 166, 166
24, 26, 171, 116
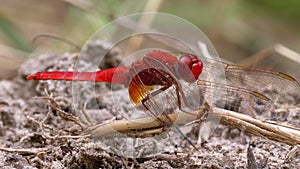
139, 83, 194, 125
140, 88, 199, 151
140, 84, 172, 117
140, 83, 197, 116
174, 83, 200, 115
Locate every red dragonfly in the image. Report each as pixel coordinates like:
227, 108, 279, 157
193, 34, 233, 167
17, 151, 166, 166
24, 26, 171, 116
28, 50, 204, 115
27, 50, 300, 119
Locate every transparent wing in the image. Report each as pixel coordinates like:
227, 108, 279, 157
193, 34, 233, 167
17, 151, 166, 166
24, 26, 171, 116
195, 79, 274, 118
224, 65, 300, 104
196, 57, 300, 121
202, 58, 300, 105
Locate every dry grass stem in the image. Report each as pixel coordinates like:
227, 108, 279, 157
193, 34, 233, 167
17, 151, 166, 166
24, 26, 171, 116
239, 44, 300, 66
0, 147, 50, 155
88, 107, 300, 146
36, 96, 87, 129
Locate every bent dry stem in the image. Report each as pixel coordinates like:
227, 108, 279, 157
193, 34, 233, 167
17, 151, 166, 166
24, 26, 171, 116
88, 106, 300, 146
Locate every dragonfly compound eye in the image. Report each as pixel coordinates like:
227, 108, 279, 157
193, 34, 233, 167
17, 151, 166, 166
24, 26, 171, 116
177, 54, 203, 83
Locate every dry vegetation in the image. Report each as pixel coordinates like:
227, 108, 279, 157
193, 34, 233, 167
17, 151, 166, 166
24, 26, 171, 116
0, 0, 300, 168
0, 41, 299, 168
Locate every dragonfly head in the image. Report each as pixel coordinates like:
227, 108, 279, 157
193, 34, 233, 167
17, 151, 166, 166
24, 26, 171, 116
176, 54, 203, 82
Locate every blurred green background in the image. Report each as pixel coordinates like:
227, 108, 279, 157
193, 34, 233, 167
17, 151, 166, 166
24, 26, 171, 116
0, 0, 299, 79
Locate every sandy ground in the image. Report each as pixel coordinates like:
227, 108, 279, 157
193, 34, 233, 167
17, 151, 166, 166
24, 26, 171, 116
0, 42, 299, 169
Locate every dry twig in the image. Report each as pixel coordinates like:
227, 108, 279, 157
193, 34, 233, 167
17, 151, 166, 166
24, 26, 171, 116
88, 107, 300, 146
0, 147, 50, 155
239, 44, 300, 66
36, 96, 87, 130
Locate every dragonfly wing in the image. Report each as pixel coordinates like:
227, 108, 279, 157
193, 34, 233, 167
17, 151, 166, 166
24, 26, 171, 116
196, 79, 274, 118
202, 58, 300, 105
224, 65, 300, 104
